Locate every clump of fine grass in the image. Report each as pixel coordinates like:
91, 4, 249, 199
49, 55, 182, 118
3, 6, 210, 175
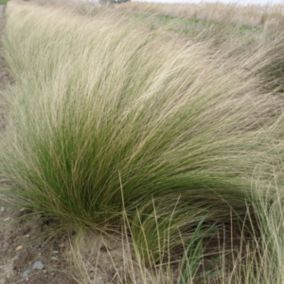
1, 1, 284, 282
69, 177, 284, 284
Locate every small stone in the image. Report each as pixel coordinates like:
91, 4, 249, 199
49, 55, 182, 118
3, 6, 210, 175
51, 256, 58, 261
4, 217, 10, 222
0, 207, 4, 212
53, 250, 59, 254
16, 245, 23, 251
22, 268, 32, 279
32, 260, 44, 270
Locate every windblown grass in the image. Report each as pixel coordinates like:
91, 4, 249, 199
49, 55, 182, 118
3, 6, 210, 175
69, 178, 284, 283
1, 1, 284, 282
117, 2, 284, 32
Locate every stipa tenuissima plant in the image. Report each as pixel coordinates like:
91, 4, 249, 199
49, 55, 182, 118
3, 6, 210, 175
1, 2, 284, 282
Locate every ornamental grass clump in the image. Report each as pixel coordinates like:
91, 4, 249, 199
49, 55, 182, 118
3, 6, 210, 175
1, 2, 283, 280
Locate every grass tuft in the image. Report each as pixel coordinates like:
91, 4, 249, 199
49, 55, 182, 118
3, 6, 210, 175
1, 1, 284, 282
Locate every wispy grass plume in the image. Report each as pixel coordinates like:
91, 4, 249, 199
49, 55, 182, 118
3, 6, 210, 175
1, 1, 284, 282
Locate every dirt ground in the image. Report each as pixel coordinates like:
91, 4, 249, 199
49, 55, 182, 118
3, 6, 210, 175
0, 7, 77, 284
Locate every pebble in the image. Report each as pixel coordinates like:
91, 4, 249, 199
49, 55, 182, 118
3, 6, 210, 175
0, 206, 4, 212
22, 268, 32, 279
32, 260, 44, 270
16, 245, 23, 251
